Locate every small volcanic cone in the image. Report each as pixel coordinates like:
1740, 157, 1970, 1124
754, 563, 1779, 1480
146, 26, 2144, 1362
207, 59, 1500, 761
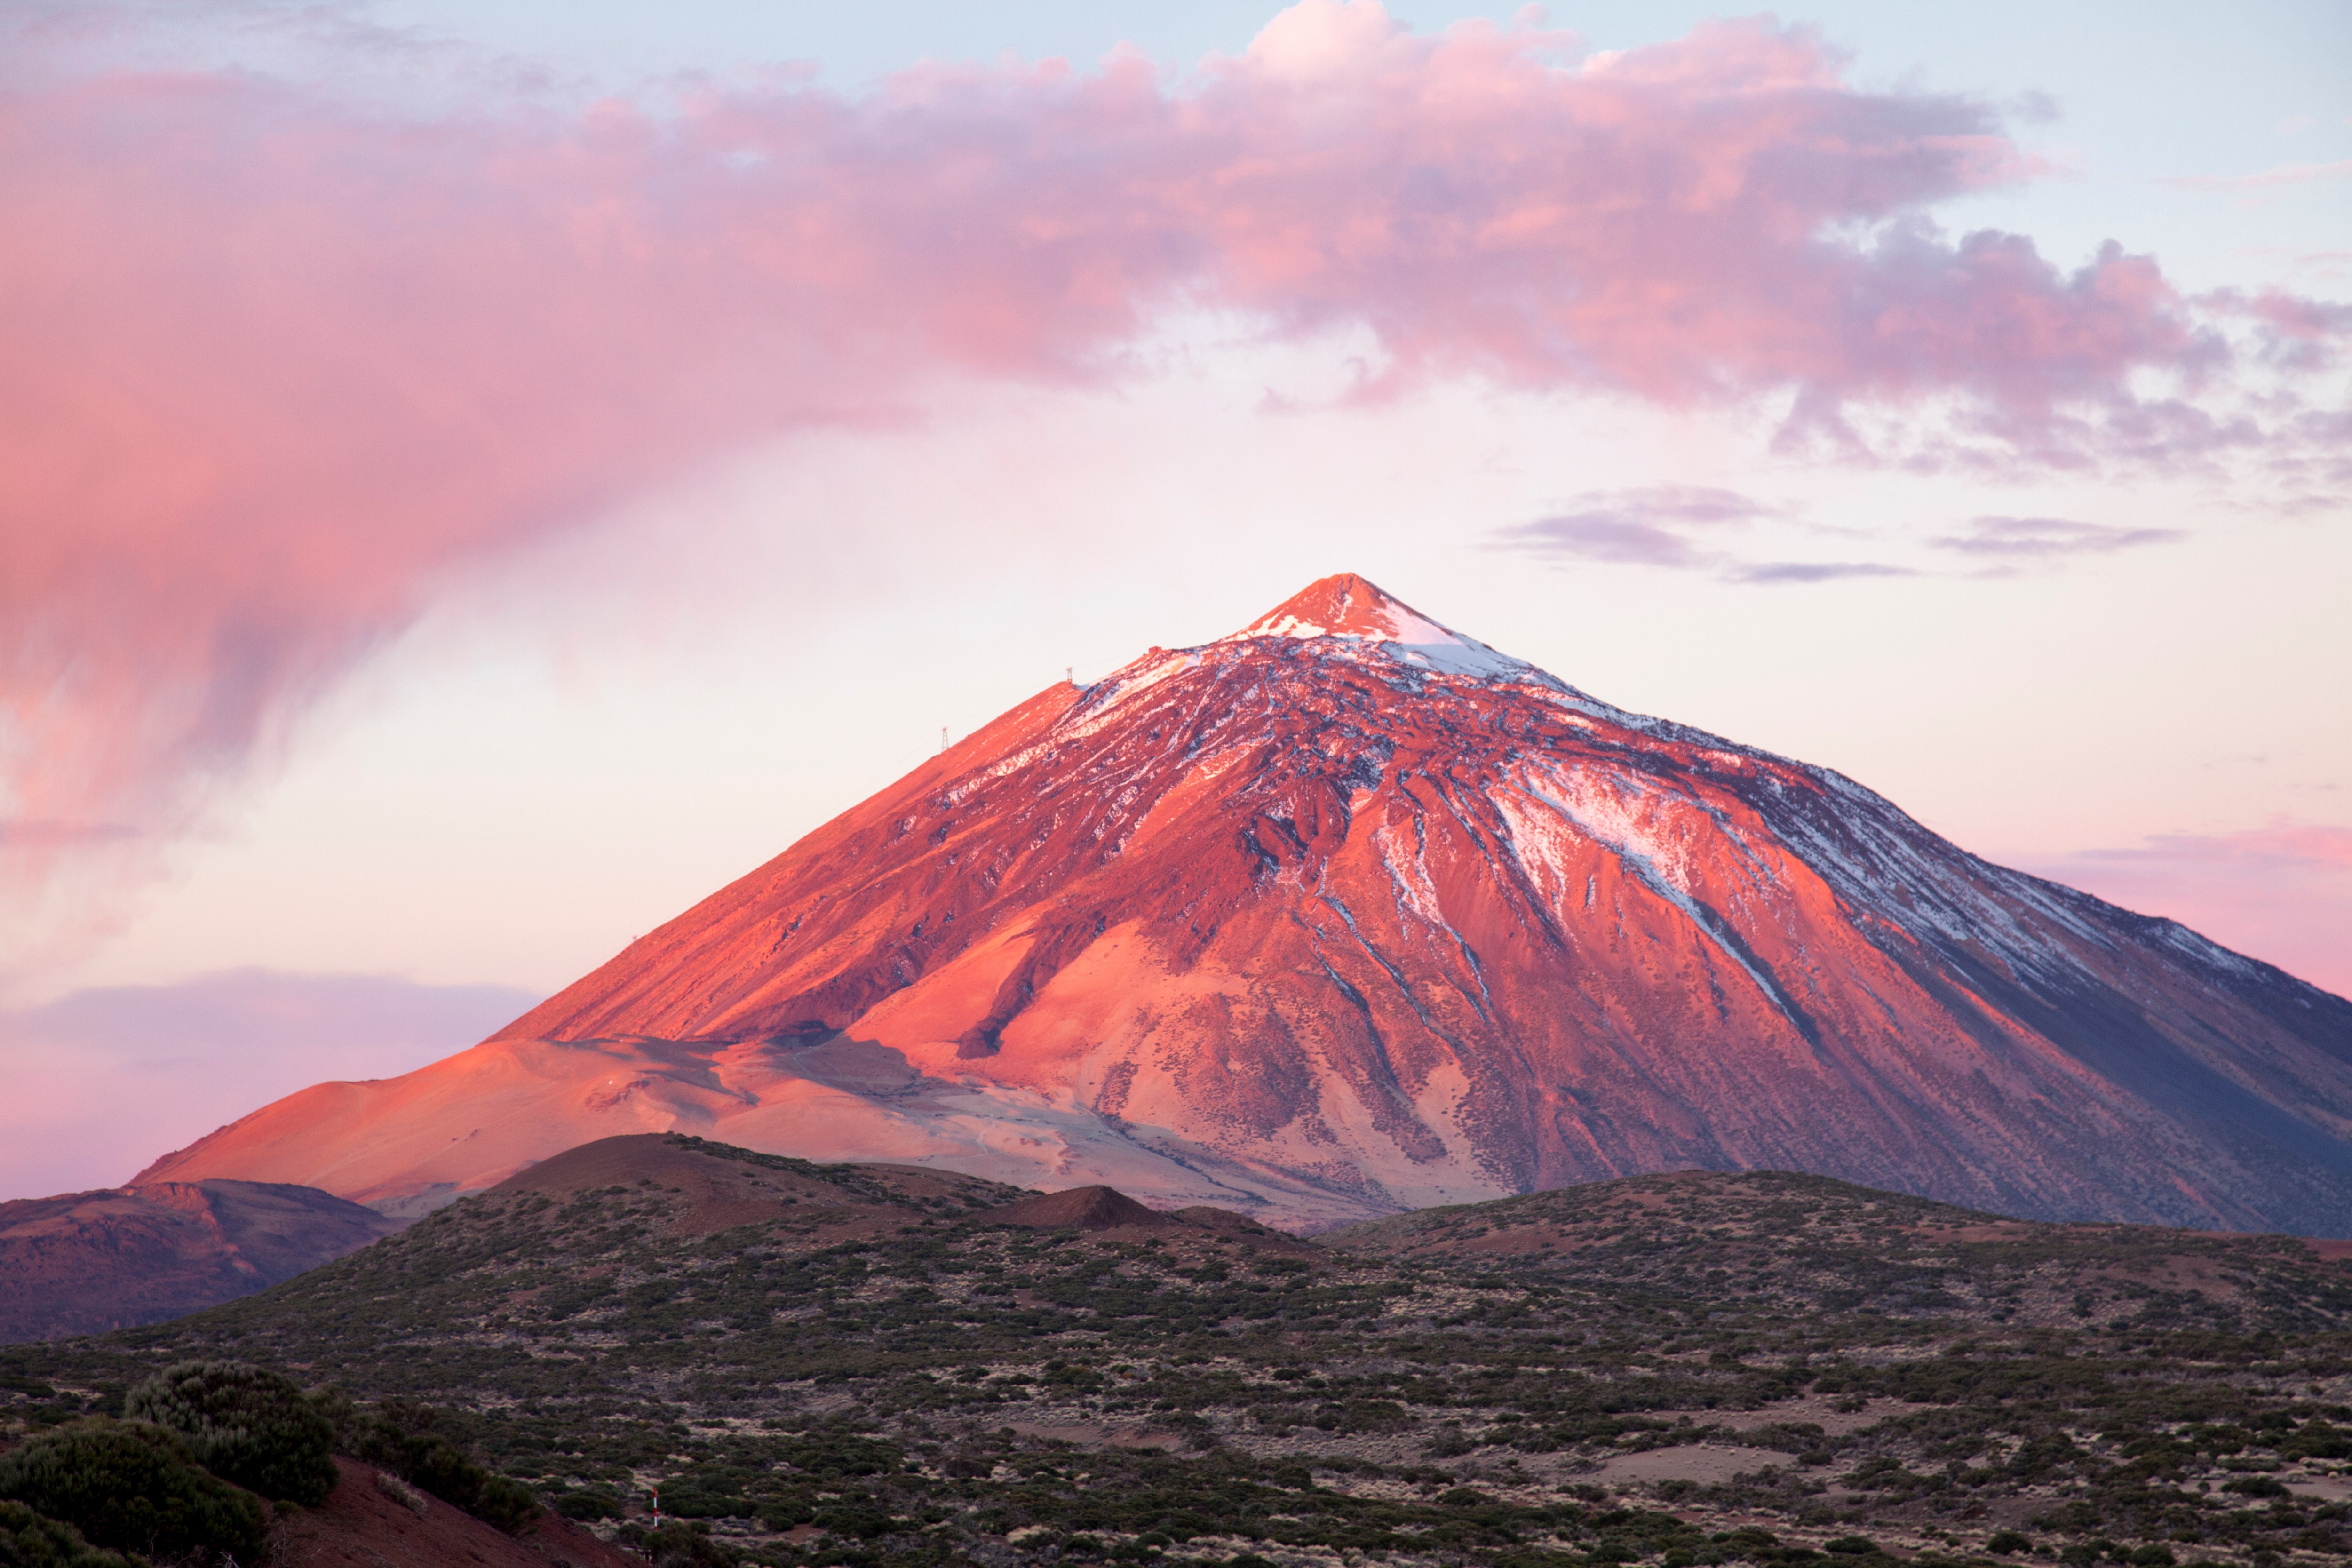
990, 1185, 1176, 1232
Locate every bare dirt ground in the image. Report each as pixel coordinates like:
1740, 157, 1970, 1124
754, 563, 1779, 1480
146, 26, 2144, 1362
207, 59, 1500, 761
1000, 1419, 1184, 1449
1595, 1444, 1800, 1485
1704, 1395, 1907, 1437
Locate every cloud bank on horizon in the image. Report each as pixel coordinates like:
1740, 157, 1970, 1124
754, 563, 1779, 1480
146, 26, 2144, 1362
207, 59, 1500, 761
0, 969, 540, 1199
1, 0, 2345, 970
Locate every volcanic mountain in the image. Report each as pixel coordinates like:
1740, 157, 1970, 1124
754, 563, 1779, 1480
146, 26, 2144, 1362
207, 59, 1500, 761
138, 575, 2352, 1233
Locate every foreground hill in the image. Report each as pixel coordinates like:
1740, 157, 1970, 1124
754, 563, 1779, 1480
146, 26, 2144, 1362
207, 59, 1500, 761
137, 574, 2352, 1232
0, 1178, 399, 1342
15, 1138, 2352, 1568
275, 1455, 640, 1568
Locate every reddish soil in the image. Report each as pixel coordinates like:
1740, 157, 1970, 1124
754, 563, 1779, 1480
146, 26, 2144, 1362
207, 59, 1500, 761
270, 1457, 638, 1567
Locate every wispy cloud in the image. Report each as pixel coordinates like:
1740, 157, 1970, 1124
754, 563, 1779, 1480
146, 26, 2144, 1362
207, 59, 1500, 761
1492, 486, 1919, 585
1495, 498, 2194, 584
1489, 486, 1778, 568
1727, 561, 1918, 584
2162, 158, 2352, 191
1931, 515, 2185, 560
1499, 517, 1713, 568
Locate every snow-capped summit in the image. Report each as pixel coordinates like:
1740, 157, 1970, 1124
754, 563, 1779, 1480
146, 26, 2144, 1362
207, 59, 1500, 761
1225, 572, 1461, 643
1221, 572, 1540, 681
140, 576, 2352, 1235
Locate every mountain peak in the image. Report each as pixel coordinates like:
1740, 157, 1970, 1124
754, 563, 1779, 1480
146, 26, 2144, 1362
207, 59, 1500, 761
1222, 572, 1536, 682
1226, 573, 1452, 644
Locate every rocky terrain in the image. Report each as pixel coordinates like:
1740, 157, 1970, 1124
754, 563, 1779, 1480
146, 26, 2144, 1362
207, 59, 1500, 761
15, 1134, 2352, 1568
136, 574, 2352, 1233
0, 1177, 400, 1341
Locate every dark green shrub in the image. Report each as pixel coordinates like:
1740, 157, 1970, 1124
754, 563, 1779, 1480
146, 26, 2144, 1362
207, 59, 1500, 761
2285, 1425, 2352, 1461
125, 1359, 337, 1505
814, 1500, 893, 1539
0, 1501, 141, 1568
660, 1476, 751, 1518
1987, 1532, 2035, 1555
341, 1401, 536, 1534
628, 1521, 736, 1566
2224, 1476, 2290, 1498
0, 1419, 265, 1562
555, 1489, 624, 1520
473, 1474, 539, 1534
392, 1428, 491, 1510
761, 1499, 816, 1530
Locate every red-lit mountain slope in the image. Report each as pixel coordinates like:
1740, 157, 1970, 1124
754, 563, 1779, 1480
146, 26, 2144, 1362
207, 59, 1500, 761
140, 575, 2352, 1233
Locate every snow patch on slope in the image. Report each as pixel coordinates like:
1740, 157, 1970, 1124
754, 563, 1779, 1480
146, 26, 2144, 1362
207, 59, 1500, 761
1385, 638, 1534, 680
1496, 778, 1797, 1025
1376, 821, 1446, 931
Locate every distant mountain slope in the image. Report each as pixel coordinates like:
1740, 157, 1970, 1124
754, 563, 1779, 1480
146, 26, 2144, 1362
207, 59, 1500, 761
136, 574, 2352, 1233
0, 1178, 399, 1341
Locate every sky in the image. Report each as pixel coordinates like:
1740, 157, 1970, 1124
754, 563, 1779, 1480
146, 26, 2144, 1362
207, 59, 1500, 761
0, 0, 2346, 1199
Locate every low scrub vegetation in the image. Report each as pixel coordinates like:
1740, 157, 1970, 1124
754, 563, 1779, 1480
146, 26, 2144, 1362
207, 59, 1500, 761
8, 1146, 2352, 1568
124, 1358, 337, 1505
0, 1416, 265, 1562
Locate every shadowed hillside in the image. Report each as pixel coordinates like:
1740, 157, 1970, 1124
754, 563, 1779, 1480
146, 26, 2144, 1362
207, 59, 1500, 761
0, 1178, 400, 1342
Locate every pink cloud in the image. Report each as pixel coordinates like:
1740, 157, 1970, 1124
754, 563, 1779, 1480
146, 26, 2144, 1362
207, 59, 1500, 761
2236, 289, 2352, 371
2024, 825, 2352, 999
0, 4, 2336, 956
